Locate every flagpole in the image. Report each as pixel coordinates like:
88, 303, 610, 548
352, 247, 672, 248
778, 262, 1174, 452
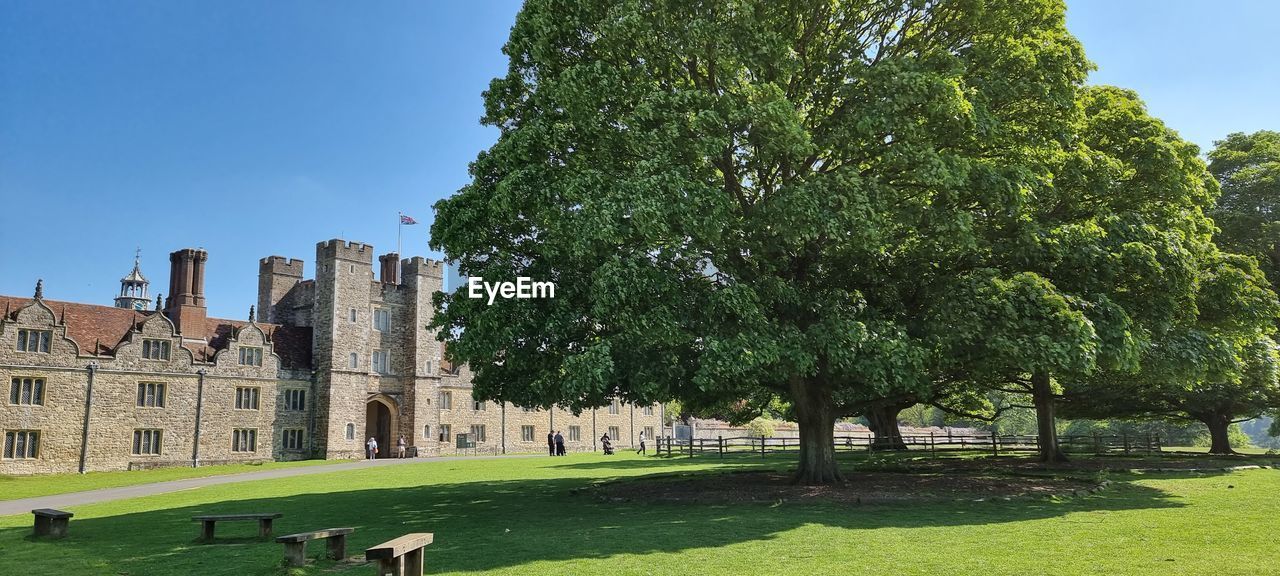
397, 212, 403, 282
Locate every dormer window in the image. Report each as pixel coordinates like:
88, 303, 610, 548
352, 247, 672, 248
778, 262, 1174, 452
142, 339, 170, 360
16, 329, 51, 353
238, 347, 263, 366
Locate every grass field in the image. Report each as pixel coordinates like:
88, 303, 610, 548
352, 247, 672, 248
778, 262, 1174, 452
3, 452, 1277, 575
1162, 446, 1275, 455
0, 459, 347, 501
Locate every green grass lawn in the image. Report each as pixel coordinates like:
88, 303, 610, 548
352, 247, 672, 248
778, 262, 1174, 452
0, 459, 346, 501
1162, 445, 1275, 455
2, 452, 1277, 575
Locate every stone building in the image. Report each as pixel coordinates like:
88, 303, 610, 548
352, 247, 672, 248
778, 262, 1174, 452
0, 239, 661, 474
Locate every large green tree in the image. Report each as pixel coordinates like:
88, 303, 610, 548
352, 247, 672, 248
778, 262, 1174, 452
932, 86, 1217, 462
1207, 130, 1280, 444
1065, 250, 1280, 454
431, 0, 1089, 483
1209, 131, 1280, 291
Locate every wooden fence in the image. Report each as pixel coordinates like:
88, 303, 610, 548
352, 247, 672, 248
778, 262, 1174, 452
653, 432, 1162, 458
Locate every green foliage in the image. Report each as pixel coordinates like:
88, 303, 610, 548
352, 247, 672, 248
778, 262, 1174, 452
1209, 131, 1280, 292
1192, 424, 1255, 449
1058, 418, 1203, 445
935, 85, 1218, 401
662, 399, 683, 425
899, 404, 947, 428
430, 0, 1097, 480
1069, 249, 1280, 431
746, 417, 777, 438
991, 406, 1038, 436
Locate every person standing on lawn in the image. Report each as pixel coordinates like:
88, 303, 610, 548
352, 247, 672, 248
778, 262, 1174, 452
637, 430, 646, 455
397, 434, 407, 458
555, 430, 566, 456
366, 437, 378, 460
547, 431, 555, 456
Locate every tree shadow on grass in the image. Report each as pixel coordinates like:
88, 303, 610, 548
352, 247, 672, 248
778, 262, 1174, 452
551, 452, 1265, 479
0, 460, 1215, 576
548, 455, 795, 471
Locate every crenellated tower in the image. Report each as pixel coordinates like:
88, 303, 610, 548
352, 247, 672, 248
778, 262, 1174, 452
311, 239, 375, 458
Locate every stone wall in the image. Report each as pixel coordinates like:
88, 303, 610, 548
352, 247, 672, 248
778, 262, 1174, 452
312, 239, 375, 459
429, 365, 662, 456
0, 297, 310, 474
1, 238, 664, 474
257, 256, 305, 325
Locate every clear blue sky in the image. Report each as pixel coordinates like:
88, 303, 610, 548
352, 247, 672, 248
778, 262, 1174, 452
1, 0, 1277, 320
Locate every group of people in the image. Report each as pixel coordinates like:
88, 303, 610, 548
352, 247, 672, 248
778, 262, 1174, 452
547, 430, 647, 456
547, 431, 568, 455
365, 434, 409, 459
364, 430, 651, 460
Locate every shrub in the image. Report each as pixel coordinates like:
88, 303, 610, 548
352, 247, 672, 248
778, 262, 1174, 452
746, 417, 776, 438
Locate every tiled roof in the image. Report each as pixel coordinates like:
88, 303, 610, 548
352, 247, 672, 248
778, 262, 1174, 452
1, 295, 148, 355
266, 324, 313, 369
0, 295, 312, 368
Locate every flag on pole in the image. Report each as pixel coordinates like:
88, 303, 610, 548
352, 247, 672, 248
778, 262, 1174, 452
400, 214, 419, 225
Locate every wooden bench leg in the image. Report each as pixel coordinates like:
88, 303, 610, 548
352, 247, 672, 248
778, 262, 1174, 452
259, 517, 274, 538
200, 520, 216, 542
377, 556, 405, 576
405, 548, 425, 576
327, 534, 347, 560
283, 541, 308, 567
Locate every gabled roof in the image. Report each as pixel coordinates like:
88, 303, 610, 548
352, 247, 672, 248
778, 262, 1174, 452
1, 295, 148, 355
0, 295, 312, 368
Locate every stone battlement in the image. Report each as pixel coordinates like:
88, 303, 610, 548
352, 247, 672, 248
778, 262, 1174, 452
402, 257, 445, 278
316, 239, 374, 263
259, 256, 304, 277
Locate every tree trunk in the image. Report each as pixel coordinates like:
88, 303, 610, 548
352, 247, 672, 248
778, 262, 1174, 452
790, 377, 844, 485
1032, 371, 1068, 463
1203, 414, 1235, 455
866, 404, 908, 450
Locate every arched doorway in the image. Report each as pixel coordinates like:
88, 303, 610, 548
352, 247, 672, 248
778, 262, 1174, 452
365, 396, 397, 459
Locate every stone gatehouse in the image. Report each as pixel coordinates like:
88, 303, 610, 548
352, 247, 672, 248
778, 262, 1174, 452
0, 239, 661, 474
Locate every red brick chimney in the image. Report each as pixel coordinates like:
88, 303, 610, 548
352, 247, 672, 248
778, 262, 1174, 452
379, 253, 399, 285
166, 248, 208, 336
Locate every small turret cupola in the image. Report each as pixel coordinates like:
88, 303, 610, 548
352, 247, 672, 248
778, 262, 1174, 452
114, 248, 151, 311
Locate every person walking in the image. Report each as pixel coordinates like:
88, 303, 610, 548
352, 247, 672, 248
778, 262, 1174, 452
397, 434, 407, 458
547, 431, 556, 456
554, 430, 566, 456
366, 437, 378, 460
636, 430, 646, 455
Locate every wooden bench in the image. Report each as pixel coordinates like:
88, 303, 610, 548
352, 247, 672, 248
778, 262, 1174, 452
275, 527, 354, 566
32, 508, 73, 538
365, 532, 434, 576
191, 513, 283, 542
